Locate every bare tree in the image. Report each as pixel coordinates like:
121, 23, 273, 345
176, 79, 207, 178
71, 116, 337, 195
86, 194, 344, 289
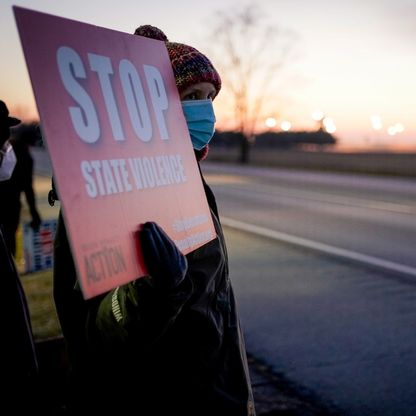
206, 3, 298, 163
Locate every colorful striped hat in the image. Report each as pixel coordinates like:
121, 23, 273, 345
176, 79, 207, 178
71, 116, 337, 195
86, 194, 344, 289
134, 25, 221, 97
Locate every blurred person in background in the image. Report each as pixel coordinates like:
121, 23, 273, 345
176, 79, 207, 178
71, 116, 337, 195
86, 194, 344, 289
0, 100, 41, 411
0, 102, 41, 256
52, 26, 255, 416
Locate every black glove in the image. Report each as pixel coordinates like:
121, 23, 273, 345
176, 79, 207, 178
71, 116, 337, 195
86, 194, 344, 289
48, 177, 59, 206
139, 222, 188, 291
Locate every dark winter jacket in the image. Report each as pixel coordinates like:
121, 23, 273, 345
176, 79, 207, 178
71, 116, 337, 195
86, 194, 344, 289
1, 226, 40, 411
53, 175, 255, 416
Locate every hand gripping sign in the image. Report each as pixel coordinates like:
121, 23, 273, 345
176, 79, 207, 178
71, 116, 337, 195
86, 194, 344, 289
14, 7, 216, 299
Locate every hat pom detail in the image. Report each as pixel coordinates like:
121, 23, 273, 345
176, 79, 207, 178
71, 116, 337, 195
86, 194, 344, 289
134, 25, 168, 42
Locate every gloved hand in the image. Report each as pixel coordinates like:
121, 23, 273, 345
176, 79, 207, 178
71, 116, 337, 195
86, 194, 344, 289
139, 222, 188, 291
48, 176, 59, 206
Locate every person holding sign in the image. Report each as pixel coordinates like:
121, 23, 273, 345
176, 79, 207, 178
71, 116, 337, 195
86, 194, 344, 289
53, 26, 255, 416
0, 101, 41, 256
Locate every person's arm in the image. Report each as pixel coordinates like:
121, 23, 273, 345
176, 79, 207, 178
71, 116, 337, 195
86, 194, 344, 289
90, 222, 192, 350
92, 274, 192, 350
22, 154, 41, 230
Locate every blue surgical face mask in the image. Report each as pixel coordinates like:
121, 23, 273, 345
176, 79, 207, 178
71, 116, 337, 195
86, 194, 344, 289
181, 99, 216, 151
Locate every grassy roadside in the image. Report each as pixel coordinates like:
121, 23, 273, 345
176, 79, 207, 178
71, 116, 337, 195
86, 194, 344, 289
21, 269, 62, 340
18, 174, 61, 341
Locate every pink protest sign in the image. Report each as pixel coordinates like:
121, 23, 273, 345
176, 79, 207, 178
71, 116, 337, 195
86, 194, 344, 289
14, 7, 216, 299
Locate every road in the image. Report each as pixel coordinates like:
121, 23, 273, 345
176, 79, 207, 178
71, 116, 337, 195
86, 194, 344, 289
201, 162, 416, 416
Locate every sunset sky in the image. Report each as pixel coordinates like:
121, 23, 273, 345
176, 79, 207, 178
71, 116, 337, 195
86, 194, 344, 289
1, 0, 415, 151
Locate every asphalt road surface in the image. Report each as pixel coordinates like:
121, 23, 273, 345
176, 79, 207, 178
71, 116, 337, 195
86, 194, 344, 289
201, 162, 416, 416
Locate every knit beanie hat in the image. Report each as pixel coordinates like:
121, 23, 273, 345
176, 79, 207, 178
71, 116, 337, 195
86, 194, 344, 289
134, 25, 221, 97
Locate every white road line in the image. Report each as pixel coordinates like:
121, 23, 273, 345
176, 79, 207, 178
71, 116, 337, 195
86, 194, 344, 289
221, 216, 416, 277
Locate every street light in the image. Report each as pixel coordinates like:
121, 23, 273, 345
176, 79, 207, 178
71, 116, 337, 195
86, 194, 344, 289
370, 115, 383, 131
280, 121, 291, 131
323, 117, 336, 133
312, 110, 325, 131
265, 117, 277, 128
